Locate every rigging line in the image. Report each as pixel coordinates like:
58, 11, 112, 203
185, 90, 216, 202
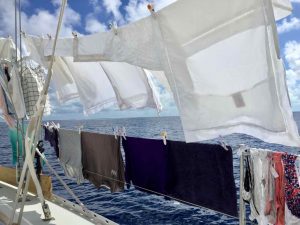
18, 0, 26, 166
83, 170, 256, 225
14, 0, 21, 185
35, 148, 90, 213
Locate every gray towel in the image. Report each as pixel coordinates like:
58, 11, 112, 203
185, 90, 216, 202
81, 132, 125, 192
58, 129, 84, 184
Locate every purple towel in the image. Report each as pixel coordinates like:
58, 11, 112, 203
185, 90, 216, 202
123, 137, 168, 194
166, 141, 238, 217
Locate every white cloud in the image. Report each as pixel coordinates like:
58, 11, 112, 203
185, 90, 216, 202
88, 0, 102, 13
0, 0, 81, 38
124, 0, 176, 22
277, 17, 300, 34
84, 0, 105, 34
102, 0, 123, 22
285, 41, 300, 69
291, 0, 300, 3
85, 17, 106, 34
284, 41, 300, 110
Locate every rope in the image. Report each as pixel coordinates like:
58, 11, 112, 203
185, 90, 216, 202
35, 148, 88, 212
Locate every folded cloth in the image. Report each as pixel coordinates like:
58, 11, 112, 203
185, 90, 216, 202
58, 129, 84, 184
122, 137, 168, 194
166, 141, 238, 217
44, 125, 59, 158
81, 132, 124, 192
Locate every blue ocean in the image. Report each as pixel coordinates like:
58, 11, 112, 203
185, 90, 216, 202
1, 114, 300, 225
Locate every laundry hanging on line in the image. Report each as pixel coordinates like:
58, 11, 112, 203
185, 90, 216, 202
123, 137, 238, 217
21, 62, 51, 118
242, 148, 300, 225
22, 35, 164, 115
29, 0, 300, 147
122, 136, 168, 194
58, 128, 84, 184
8, 126, 26, 165
44, 123, 60, 158
81, 131, 125, 192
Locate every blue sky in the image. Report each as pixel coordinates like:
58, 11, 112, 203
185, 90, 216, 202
0, 0, 299, 119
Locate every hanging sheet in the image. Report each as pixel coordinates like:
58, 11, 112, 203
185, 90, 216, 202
154, 0, 299, 146
23, 36, 163, 114
100, 61, 162, 111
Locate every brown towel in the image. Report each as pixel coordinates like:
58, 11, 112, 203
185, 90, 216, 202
81, 132, 125, 192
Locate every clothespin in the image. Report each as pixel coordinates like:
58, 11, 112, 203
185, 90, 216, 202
21, 30, 26, 37
147, 4, 155, 15
109, 22, 118, 35
72, 31, 78, 38
218, 136, 228, 151
47, 34, 52, 39
78, 125, 83, 134
120, 127, 126, 140
113, 126, 118, 139
160, 130, 167, 145
237, 144, 249, 156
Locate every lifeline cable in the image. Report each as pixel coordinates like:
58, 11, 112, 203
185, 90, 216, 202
81, 170, 257, 225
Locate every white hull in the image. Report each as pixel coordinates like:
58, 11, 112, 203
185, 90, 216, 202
0, 181, 118, 225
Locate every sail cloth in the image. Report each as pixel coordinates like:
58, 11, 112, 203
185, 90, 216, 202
22, 0, 299, 146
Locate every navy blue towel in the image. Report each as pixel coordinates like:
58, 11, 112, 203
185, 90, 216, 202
166, 141, 238, 217
122, 137, 168, 194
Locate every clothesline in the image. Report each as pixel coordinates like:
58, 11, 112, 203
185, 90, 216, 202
240, 146, 300, 157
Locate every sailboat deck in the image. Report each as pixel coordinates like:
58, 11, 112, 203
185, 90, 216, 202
0, 181, 117, 225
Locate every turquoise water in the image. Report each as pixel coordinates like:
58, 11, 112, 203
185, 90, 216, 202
1, 115, 300, 224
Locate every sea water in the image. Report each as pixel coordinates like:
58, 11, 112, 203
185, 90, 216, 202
1, 115, 300, 225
